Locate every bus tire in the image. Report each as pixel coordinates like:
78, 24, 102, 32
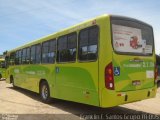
40, 81, 51, 103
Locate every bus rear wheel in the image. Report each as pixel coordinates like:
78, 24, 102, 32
40, 81, 51, 103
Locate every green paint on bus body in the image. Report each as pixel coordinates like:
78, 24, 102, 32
113, 55, 155, 92
6, 14, 157, 107
0, 69, 6, 78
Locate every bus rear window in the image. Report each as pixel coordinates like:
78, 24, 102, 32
111, 19, 154, 55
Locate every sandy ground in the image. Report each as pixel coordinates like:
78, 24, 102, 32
0, 80, 160, 120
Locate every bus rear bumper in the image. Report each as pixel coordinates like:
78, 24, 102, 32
101, 86, 157, 108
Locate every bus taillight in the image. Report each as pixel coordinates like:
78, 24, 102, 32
105, 62, 114, 90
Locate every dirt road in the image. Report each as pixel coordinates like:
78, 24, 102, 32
0, 80, 160, 120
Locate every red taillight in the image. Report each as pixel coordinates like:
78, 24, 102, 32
155, 65, 158, 83
105, 62, 114, 90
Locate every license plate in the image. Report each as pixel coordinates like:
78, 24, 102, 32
132, 80, 141, 86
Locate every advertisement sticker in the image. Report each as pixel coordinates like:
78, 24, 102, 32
112, 24, 143, 53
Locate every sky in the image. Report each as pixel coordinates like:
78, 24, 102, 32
0, 0, 160, 54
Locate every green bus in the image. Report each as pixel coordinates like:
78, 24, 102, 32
0, 58, 6, 80
5, 14, 157, 107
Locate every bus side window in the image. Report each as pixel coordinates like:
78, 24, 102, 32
57, 33, 77, 63
26, 47, 30, 64
88, 26, 98, 60
49, 40, 56, 63
42, 39, 56, 64
30, 45, 36, 64
57, 36, 67, 62
42, 41, 49, 63
78, 26, 99, 61
68, 33, 77, 62
15, 50, 21, 65
10, 52, 15, 65
15, 51, 19, 65
79, 29, 88, 60
35, 44, 41, 64
18, 50, 22, 65
22, 48, 27, 64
